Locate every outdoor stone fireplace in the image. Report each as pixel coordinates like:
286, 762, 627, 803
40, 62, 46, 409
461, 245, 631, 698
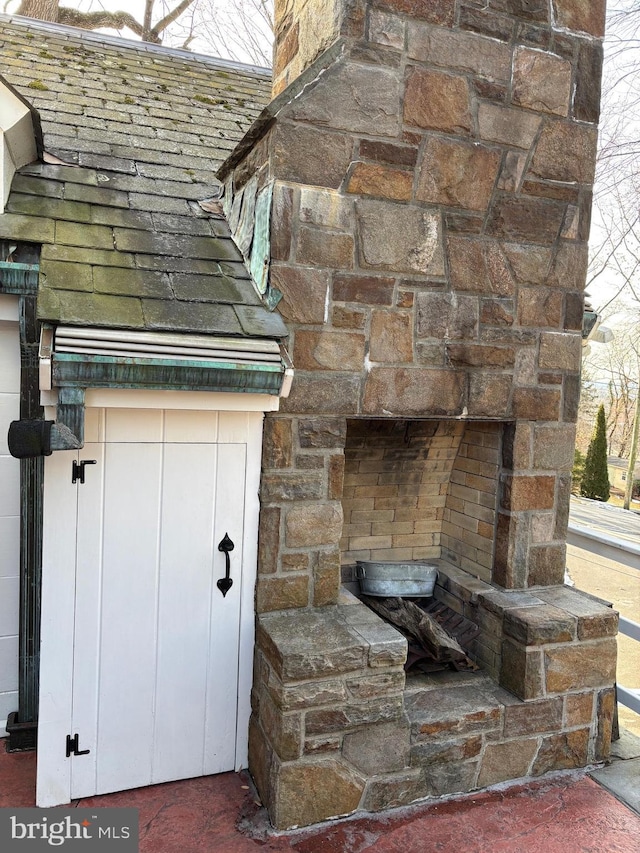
217, 0, 617, 830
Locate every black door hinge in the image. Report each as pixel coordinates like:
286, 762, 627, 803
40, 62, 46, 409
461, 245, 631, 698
66, 733, 90, 758
72, 459, 97, 484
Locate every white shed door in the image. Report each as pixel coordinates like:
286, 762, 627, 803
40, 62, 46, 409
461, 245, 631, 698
37, 408, 261, 805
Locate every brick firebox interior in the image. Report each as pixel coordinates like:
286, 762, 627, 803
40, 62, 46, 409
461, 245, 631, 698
341, 419, 500, 577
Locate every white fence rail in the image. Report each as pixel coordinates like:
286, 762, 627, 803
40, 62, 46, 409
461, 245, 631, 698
567, 523, 640, 718
567, 523, 640, 572
617, 615, 640, 716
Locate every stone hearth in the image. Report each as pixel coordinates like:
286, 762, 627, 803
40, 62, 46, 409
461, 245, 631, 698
252, 576, 616, 829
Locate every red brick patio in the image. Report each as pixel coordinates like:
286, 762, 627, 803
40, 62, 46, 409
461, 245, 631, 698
2, 745, 639, 852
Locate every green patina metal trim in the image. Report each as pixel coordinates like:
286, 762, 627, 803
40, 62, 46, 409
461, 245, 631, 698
55, 387, 85, 448
52, 352, 283, 394
10, 291, 43, 748
0, 262, 40, 295
265, 286, 283, 311
583, 310, 599, 340
250, 182, 273, 296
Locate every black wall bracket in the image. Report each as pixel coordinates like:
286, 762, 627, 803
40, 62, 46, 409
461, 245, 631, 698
8, 419, 53, 458
7, 387, 85, 458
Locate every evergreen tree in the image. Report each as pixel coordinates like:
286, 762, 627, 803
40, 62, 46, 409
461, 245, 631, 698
572, 448, 586, 494
580, 405, 611, 502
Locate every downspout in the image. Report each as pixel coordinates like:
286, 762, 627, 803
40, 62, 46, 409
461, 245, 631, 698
0, 252, 43, 751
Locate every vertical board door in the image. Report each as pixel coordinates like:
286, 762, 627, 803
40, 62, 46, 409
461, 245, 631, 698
37, 408, 261, 805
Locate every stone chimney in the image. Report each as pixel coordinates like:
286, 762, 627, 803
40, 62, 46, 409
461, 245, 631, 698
222, 0, 606, 598
273, 1, 606, 98
219, 0, 613, 831
273, 0, 362, 95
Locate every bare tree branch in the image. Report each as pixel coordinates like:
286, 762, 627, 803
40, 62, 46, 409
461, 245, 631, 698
151, 0, 196, 40
57, 8, 153, 39
14, 0, 274, 59
143, 0, 154, 40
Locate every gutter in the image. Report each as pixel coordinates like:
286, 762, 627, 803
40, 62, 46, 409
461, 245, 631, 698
9, 324, 293, 456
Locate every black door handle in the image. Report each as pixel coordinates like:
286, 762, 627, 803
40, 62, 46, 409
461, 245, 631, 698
217, 533, 234, 597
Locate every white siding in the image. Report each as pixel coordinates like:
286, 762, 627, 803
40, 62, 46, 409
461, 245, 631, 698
0, 298, 21, 735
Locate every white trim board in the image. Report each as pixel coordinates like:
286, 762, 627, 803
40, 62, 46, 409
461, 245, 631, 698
42, 388, 281, 413
0, 80, 38, 211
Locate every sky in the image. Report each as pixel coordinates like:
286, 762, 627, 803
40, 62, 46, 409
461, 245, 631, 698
4, 0, 274, 65
587, 0, 640, 319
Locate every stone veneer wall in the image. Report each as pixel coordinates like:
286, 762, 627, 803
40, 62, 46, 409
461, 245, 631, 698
220, 0, 607, 605
273, 0, 342, 95
219, 0, 612, 830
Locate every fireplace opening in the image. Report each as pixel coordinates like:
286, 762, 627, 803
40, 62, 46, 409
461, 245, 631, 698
340, 418, 503, 578
340, 418, 505, 675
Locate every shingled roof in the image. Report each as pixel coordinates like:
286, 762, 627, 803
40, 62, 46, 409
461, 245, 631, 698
0, 14, 285, 339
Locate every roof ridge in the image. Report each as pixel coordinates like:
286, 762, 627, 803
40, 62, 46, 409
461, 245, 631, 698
0, 12, 272, 78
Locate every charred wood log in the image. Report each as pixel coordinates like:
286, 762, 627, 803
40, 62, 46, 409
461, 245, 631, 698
362, 595, 470, 665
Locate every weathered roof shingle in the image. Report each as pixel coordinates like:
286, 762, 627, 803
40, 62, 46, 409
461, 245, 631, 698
0, 14, 284, 338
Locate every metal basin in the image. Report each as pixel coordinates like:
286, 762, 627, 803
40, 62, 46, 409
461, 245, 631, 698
356, 561, 438, 598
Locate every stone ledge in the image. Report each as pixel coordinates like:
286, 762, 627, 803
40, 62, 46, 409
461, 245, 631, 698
257, 609, 367, 682
503, 604, 576, 645
535, 585, 618, 639
492, 584, 616, 622
403, 668, 482, 695
479, 588, 547, 616
435, 559, 493, 604
257, 601, 407, 683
